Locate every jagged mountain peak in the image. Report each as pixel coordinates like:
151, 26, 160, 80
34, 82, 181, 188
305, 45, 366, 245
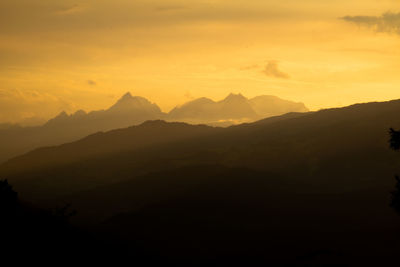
73, 110, 87, 117
108, 92, 161, 113
56, 111, 68, 118
222, 93, 248, 102
120, 92, 133, 100
112, 92, 143, 106
44, 111, 70, 126
181, 97, 215, 107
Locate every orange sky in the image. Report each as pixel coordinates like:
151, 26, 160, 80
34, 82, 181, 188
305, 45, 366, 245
1, 0, 400, 123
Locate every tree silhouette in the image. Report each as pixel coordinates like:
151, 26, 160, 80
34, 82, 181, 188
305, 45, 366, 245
389, 128, 400, 150
0, 179, 18, 216
53, 203, 77, 224
389, 128, 400, 214
390, 176, 400, 215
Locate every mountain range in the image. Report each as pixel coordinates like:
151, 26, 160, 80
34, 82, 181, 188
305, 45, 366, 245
169, 93, 308, 125
2, 98, 400, 263
0, 92, 307, 163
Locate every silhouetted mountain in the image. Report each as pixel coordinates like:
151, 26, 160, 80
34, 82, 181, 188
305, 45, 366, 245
167, 93, 308, 125
0, 123, 19, 130
0, 92, 306, 163
168, 97, 218, 121
249, 95, 308, 117
3, 99, 400, 197
18, 116, 47, 127
0, 117, 46, 130
1, 120, 221, 178
219, 93, 257, 119
46, 93, 165, 129
108, 92, 162, 114
0, 92, 165, 163
2, 99, 400, 264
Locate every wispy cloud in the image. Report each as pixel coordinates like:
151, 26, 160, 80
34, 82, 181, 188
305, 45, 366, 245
87, 80, 97, 86
342, 12, 400, 35
240, 64, 260, 71
154, 5, 186, 12
55, 4, 88, 16
184, 90, 194, 100
262, 61, 290, 79
0, 88, 75, 123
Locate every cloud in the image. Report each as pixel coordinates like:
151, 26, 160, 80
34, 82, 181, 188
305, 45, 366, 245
184, 90, 194, 100
0, 88, 75, 123
55, 4, 88, 16
342, 12, 400, 35
262, 61, 290, 79
154, 5, 186, 12
240, 64, 260, 71
87, 80, 97, 86
0, 1, 304, 36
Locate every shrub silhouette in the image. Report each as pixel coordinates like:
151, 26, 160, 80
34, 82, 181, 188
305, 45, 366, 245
389, 128, 400, 214
0, 179, 18, 216
390, 175, 400, 215
389, 128, 400, 150
0, 179, 100, 260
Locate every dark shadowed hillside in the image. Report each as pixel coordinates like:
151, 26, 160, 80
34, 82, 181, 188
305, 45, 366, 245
2, 100, 400, 201
2, 99, 400, 264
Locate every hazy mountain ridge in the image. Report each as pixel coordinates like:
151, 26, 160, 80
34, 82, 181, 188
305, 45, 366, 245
2, 98, 400, 200
168, 93, 308, 124
1, 120, 221, 177
0, 93, 166, 163
0, 92, 307, 163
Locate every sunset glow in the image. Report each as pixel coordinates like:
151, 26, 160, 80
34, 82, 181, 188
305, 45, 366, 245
1, 0, 400, 122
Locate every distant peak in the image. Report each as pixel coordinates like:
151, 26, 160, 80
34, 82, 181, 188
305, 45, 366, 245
223, 93, 247, 101
45, 111, 69, 125
108, 92, 162, 114
114, 92, 152, 105
73, 110, 86, 116
111, 92, 139, 108
120, 92, 133, 100
186, 97, 215, 105
56, 111, 68, 118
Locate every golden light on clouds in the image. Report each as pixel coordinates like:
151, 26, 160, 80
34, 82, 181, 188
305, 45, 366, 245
1, 0, 400, 122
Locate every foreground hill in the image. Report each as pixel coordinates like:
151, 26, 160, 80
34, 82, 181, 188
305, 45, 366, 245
2, 99, 400, 264
3, 99, 399, 191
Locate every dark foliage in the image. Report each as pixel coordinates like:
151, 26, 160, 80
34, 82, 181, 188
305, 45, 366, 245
389, 128, 400, 215
389, 128, 400, 150
0, 179, 113, 263
0, 179, 18, 215
390, 175, 400, 215
4, 101, 400, 264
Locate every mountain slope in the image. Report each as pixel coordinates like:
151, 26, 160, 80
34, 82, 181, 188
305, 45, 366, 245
2, 99, 400, 264
1, 120, 220, 176
2, 99, 400, 201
